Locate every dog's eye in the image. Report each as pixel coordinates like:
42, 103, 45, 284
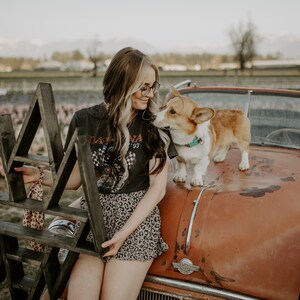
169, 108, 176, 115
159, 105, 166, 111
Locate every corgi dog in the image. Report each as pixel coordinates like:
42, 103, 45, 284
154, 89, 251, 186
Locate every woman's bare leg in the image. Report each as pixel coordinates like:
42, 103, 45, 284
100, 258, 152, 300
67, 254, 104, 300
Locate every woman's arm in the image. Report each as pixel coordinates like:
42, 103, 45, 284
102, 158, 170, 257
14, 161, 82, 190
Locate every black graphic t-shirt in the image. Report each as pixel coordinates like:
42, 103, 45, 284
65, 103, 177, 194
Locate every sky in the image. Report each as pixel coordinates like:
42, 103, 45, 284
1, 0, 300, 53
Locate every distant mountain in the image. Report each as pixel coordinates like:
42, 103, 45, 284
257, 33, 300, 59
168, 42, 230, 55
172, 34, 300, 59
0, 37, 158, 58
0, 34, 299, 58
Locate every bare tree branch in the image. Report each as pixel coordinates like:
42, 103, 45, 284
87, 37, 102, 77
229, 20, 260, 71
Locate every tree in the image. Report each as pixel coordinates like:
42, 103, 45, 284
87, 36, 103, 77
51, 51, 72, 63
71, 50, 85, 61
229, 20, 259, 71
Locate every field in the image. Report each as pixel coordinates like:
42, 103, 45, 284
1, 69, 300, 107
1, 67, 300, 78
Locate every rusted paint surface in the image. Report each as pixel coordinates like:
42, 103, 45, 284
239, 185, 281, 198
210, 270, 235, 286
150, 145, 300, 300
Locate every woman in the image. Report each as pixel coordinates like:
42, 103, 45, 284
16, 47, 177, 299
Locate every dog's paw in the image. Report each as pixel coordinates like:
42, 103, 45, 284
239, 151, 250, 171
239, 160, 250, 170
190, 178, 203, 186
173, 175, 186, 183
213, 151, 227, 162
214, 156, 225, 163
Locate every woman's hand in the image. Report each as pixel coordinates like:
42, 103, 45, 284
14, 162, 80, 189
14, 166, 40, 184
0, 165, 5, 177
101, 231, 127, 258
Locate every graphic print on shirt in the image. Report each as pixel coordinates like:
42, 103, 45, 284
91, 144, 136, 193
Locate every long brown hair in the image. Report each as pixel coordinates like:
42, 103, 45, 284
103, 47, 169, 186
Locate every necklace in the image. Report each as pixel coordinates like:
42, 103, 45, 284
128, 110, 138, 127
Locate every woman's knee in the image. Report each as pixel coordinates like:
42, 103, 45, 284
101, 259, 152, 300
68, 254, 104, 287
67, 254, 104, 300
71, 254, 104, 277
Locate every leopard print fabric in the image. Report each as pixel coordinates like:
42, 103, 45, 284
22, 167, 45, 252
77, 190, 168, 262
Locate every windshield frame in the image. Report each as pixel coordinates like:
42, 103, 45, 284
177, 86, 300, 150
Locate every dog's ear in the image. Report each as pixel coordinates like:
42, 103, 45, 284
191, 107, 215, 123
165, 87, 182, 102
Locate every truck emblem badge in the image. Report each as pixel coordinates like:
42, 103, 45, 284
172, 258, 200, 275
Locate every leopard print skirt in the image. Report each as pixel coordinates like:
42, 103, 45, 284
77, 189, 168, 261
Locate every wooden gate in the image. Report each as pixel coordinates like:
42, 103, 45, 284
0, 83, 107, 300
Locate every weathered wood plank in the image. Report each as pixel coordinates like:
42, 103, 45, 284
43, 129, 77, 209
50, 251, 79, 299
0, 235, 27, 299
28, 275, 46, 300
12, 276, 33, 292
7, 97, 41, 171
37, 83, 64, 173
0, 221, 99, 257
0, 114, 27, 202
77, 128, 107, 257
0, 114, 16, 171
0, 254, 6, 282
13, 154, 50, 166
24, 246, 52, 300
10, 289, 28, 300
72, 218, 91, 246
0, 194, 88, 222
43, 250, 60, 300
6, 247, 45, 266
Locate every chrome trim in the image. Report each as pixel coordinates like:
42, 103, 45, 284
174, 79, 192, 89
145, 275, 260, 300
185, 188, 206, 253
245, 90, 253, 117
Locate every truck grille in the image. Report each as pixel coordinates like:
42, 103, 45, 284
138, 288, 182, 300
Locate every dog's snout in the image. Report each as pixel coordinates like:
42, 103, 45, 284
154, 111, 163, 122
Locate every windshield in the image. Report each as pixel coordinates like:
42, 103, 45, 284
181, 90, 300, 149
